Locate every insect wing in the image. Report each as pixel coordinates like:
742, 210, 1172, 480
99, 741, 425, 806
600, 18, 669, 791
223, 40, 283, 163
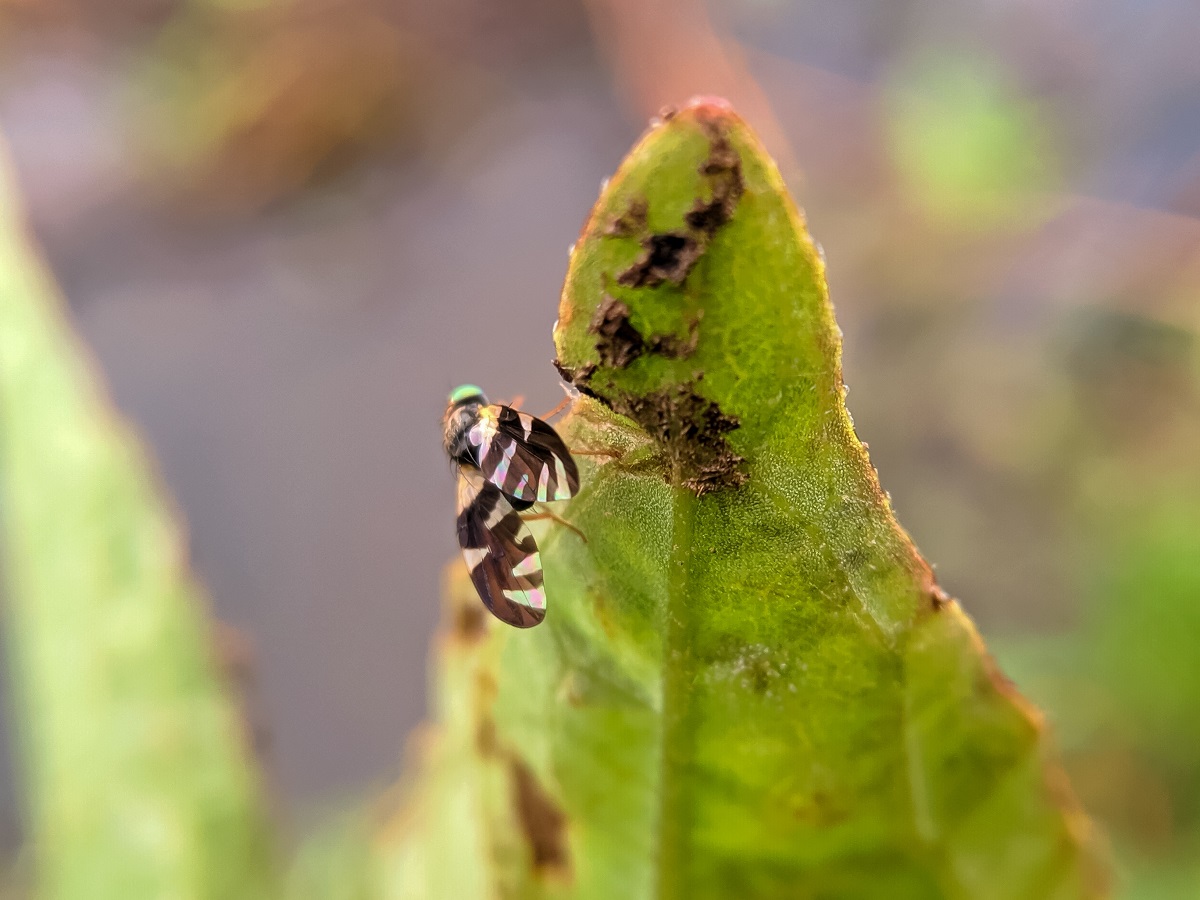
456, 469, 546, 627
477, 405, 579, 504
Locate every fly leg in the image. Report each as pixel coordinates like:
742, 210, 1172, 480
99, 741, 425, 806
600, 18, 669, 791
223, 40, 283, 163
570, 447, 622, 459
521, 508, 587, 543
537, 396, 571, 421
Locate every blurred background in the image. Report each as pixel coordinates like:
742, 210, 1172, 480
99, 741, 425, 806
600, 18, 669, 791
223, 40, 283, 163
0, 0, 1197, 895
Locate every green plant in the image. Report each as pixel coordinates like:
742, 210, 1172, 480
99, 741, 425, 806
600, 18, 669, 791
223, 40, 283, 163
302, 99, 1108, 898
0, 98, 1106, 899
0, 171, 274, 896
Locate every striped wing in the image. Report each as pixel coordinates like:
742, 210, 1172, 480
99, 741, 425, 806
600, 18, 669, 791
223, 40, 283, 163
471, 405, 579, 504
456, 468, 546, 628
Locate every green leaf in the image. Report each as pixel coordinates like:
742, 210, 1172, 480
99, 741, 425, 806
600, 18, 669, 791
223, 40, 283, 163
371, 99, 1107, 898
0, 158, 275, 894
885, 53, 1060, 229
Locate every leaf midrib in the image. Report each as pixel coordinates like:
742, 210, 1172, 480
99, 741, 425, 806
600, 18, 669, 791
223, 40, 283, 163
655, 477, 698, 900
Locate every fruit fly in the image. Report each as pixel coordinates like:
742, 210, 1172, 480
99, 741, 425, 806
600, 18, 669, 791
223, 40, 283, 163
442, 384, 579, 627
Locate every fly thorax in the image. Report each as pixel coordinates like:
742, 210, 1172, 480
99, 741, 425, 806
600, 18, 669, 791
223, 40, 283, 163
443, 402, 483, 466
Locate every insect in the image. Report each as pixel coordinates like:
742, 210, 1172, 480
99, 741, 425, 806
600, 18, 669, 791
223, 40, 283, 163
443, 384, 579, 627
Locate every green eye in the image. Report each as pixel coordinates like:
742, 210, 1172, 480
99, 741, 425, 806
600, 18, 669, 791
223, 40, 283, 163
449, 384, 486, 405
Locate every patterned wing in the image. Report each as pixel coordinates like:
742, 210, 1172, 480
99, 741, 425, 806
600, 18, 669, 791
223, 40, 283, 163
456, 468, 546, 628
472, 405, 579, 504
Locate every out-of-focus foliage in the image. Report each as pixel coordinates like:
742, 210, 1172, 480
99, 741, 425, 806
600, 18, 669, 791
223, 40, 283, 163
1000, 311, 1200, 898
128, 2, 431, 217
0, 156, 275, 897
886, 52, 1061, 229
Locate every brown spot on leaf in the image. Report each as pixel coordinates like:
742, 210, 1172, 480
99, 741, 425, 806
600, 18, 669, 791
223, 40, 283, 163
510, 758, 571, 877
698, 122, 742, 178
453, 601, 488, 643
646, 314, 701, 360
557, 115, 750, 494
553, 357, 600, 398
588, 295, 645, 367
688, 116, 745, 237
472, 710, 572, 878
683, 199, 727, 234
617, 231, 705, 289
613, 381, 747, 496
615, 113, 744, 289
581, 303, 700, 371
213, 621, 273, 771
930, 584, 951, 611
472, 717, 573, 879
603, 196, 648, 238
807, 790, 852, 826
476, 715, 498, 755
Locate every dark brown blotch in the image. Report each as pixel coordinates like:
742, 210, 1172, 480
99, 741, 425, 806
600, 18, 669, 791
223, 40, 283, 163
613, 381, 747, 496
614, 113, 745, 290
646, 314, 701, 360
582, 300, 699, 371
475, 715, 498, 755
553, 357, 599, 397
453, 601, 488, 644
687, 116, 744, 237
213, 621, 273, 773
473, 715, 573, 879
510, 758, 571, 877
617, 231, 705, 289
684, 198, 728, 234
603, 196, 648, 238
698, 122, 742, 179
588, 295, 645, 367
930, 584, 951, 611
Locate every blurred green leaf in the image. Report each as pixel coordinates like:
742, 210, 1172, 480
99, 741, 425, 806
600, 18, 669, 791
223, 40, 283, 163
127, 4, 427, 218
1089, 497, 1200, 768
993, 315, 1200, 900
374, 100, 1106, 898
0, 156, 275, 895
887, 53, 1060, 229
